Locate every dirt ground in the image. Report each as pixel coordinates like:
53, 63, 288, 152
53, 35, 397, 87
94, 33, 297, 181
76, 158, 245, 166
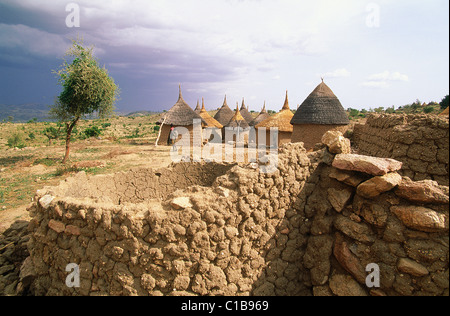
0, 115, 173, 233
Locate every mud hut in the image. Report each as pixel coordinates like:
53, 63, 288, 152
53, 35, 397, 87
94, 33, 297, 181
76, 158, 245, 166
239, 98, 255, 124
256, 91, 294, 147
214, 95, 235, 127
290, 80, 349, 150
250, 102, 271, 126
198, 97, 223, 142
157, 85, 206, 146
223, 103, 250, 144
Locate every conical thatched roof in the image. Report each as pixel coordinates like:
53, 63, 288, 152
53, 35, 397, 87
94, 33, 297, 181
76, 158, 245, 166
158, 85, 206, 126
439, 106, 449, 116
194, 100, 201, 114
256, 91, 294, 132
214, 95, 235, 126
198, 98, 223, 129
226, 103, 249, 128
239, 98, 254, 124
290, 80, 349, 125
250, 102, 271, 126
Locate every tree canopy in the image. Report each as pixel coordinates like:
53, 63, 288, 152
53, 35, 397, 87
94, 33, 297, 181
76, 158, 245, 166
51, 39, 119, 163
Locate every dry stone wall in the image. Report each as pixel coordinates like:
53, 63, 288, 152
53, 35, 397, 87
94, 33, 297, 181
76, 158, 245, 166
11, 132, 450, 296
353, 114, 449, 186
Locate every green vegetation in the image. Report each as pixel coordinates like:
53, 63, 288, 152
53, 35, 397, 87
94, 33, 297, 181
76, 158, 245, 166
51, 38, 120, 163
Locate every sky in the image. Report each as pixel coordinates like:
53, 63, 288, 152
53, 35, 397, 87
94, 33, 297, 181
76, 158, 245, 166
0, 0, 448, 114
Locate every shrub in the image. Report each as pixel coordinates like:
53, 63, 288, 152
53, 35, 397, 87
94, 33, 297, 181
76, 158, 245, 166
7, 132, 25, 148
83, 126, 102, 138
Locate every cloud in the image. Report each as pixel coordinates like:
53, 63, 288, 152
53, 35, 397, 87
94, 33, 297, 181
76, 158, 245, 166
321, 68, 351, 78
362, 71, 409, 88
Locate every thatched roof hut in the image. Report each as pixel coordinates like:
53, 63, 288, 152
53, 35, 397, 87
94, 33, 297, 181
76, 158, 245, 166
250, 102, 271, 126
156, 85, 206, 146
290, 80, 350, 149
158, 85, 206, 126
256, 91, 294, 147
214, 95, 235, 126
256, 91, 294, 132
290, 80, 349, 126
239, 98, 254, 124
227, 103, 250, 129
198, 98, 223, 129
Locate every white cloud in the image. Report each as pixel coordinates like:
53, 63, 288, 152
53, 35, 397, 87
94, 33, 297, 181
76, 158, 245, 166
362, 71, 409, 88
321, 68, 351, 78
368, 71, 409, 82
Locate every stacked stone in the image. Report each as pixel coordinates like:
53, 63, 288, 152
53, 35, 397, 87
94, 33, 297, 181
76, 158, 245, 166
302, 131, 449, 296
353, 114, 449, 186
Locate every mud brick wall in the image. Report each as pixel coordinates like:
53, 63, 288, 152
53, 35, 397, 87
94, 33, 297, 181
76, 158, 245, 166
353, 114, 449, 186
23, 141, 449, 296
25, 144, 318, 296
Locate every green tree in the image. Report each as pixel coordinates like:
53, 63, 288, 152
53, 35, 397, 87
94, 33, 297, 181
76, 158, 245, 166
51, 39, 119, 163
440, 95, 449, 110
42, 126, 63, 146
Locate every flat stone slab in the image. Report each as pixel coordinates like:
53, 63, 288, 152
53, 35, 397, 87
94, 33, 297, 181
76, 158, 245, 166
391, 205, 448, 233
356, 172, 403, 199
332, 154, 403, 176
395, 178, 449, 204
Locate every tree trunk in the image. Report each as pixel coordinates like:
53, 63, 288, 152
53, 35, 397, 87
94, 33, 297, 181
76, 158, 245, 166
62, 117, 80, 164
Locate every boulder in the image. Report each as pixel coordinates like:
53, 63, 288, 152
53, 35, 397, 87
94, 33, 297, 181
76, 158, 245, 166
332, 154, 403, 176
391, 206, 448, 233
356, 172, 402, 199
322, 131, 351, 154
395, 178, 449, 204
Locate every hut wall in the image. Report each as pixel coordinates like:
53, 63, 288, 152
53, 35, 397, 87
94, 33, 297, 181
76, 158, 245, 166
157, 124, 203, 147
255, 129, 292, 147
291, 124, 348, 150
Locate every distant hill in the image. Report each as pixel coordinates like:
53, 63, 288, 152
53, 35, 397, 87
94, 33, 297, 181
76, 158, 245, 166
125, 110, 162, 117
0, 103, 51, 122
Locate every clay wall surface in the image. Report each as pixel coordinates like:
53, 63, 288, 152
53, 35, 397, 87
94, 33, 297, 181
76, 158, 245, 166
291, 124, 349, 150
353, 114, 449, 186
21, 138, 449, 296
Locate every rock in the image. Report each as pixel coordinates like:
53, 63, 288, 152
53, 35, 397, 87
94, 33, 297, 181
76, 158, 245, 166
39, 195, 55, 210
356, 172, 402, 199
397, 258, 429, 277
19, 256, 36, 287
332, 154, 403, 176
333, 233, 366, 284
322, 131, 351, 154
390, 206, 448, 233
65, 225, 81, 236
170, 197, 193, 210
327, 187, 353, 212
329, 274, 368, 296
48, 219, 65, 233
334, 215, 376, 244
395, 178, 449, 204
329, 168, 368, 187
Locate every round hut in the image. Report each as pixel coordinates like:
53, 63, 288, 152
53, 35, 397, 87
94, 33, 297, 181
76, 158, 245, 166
157, 85, 206, 146
250, 102, 271, 127
198, 97, 223, 142
256, 91, 294, 147
439, 106, 449, 116
223, 103, 250, 144
214, 95, 235, 127
239, 98, 255, 125
290, 80, 350, 150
